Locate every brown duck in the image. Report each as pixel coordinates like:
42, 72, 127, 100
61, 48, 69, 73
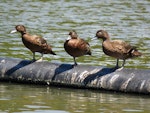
95, 30, 142, 68
64, 30, 91, 66
10, 25, 56, 61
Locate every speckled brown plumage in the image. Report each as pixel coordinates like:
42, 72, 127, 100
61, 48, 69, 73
64, 30, 91, 66
95, 30, 142, 68
11, 25, 56, 61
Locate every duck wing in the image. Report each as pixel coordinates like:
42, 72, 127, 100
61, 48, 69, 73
111, 40, 133, 53
65, 38, 91, 55
78, 39, 91, 55
31, 35, 47, 46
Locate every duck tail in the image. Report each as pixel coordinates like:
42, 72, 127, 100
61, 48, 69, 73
132, 50, 142, 56
44, 45, 56, 55
87, 50, 92, 55
129, 47, 142, 57
50, 51, 56, 55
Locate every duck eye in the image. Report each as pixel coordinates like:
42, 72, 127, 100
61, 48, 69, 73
17, 26, 21, 29
99, 31, 102, 35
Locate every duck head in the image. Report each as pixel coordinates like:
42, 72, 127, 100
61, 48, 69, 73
67, 30, 78, 40
95, 30, 110, 41
11, 25, 26, 34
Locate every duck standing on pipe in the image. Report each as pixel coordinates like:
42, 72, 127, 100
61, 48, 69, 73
95, 30, 142, 69
10, 25, 56, 62
64, 30, 91, 66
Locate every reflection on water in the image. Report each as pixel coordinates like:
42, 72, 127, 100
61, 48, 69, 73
0, 0, 150, 69
0, 0, 150, 113
0, 83, 150, 113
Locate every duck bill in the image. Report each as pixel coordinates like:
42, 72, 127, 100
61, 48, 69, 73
91, 36, 97, 40
10, 29, 17, 33
67, 36, 71, 40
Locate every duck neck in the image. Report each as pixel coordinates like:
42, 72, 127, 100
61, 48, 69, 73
102, 32, 111, 41
21, 32, 26, 36
103, 36, 110, 42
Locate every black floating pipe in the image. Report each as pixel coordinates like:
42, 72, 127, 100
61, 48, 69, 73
0, 57, 150, 94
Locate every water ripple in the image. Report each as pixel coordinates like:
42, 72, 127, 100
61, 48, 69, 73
0, 0, 149, 69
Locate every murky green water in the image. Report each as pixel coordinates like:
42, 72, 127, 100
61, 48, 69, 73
0, 0, 150, 113
0, 83, 150, 113
0, 0, 150, 68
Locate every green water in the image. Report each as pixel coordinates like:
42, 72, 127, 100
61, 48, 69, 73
0, 0, 150, 112
0, 83, 150, 113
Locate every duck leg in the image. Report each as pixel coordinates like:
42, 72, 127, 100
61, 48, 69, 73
115, 59, 119, 68
117, 59, 125, 71
122, 59, 126, 68
36, 53, 43, 62
73, 57, 78, 66
31, 52, 36, 62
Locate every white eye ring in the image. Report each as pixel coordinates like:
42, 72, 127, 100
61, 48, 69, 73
99, 32, 102, 35
67, 36, 71, 40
